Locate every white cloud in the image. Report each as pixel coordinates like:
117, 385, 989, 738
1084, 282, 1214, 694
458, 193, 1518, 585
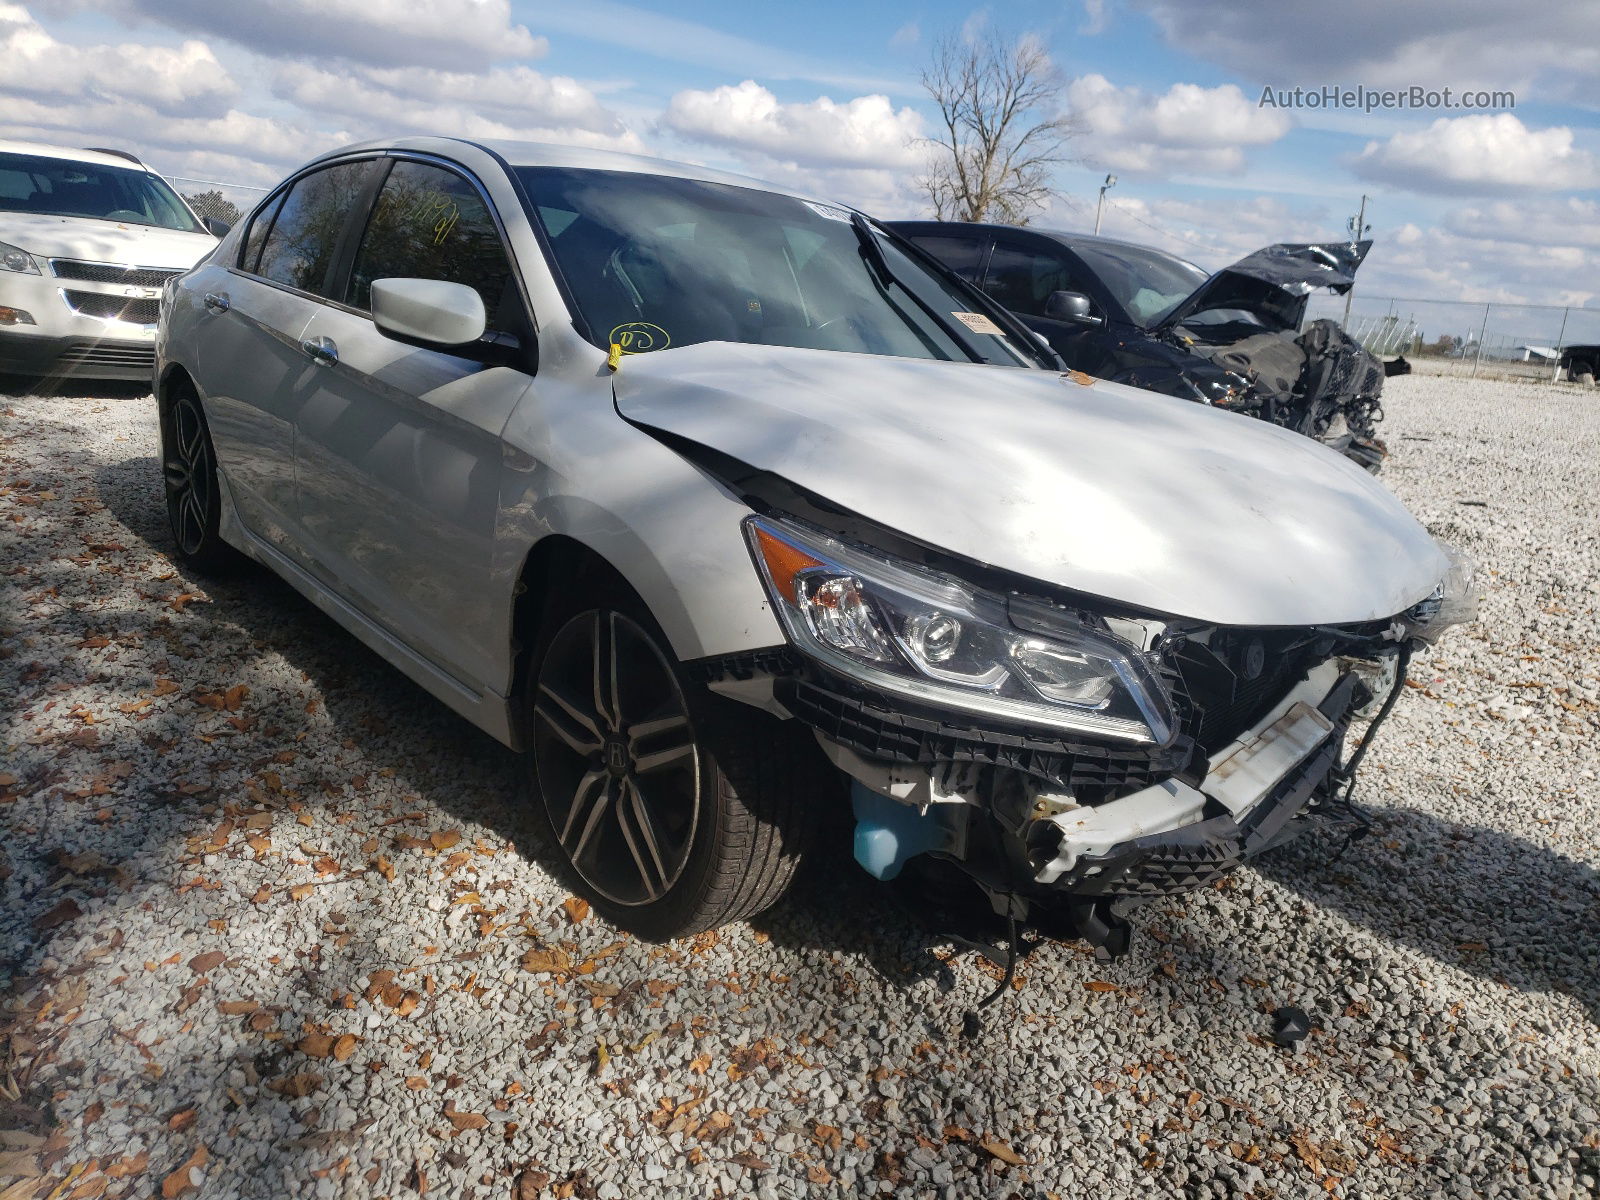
273, 63, 634, 145
1080, 0, 1108, 35
1067, 74, 1291, 175
660, 81, 924, 171
0, 2, 234, 115
1134, 0, 1600, 101
70, 0, 543, 70
0, 93, 349, 184
1353, 115, 1600, 195
889, 20, 920, 50
1037, 186, 1597, 307
1445, 197, 1600, 250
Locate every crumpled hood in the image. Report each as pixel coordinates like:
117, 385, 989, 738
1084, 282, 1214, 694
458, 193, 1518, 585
1163, 241, 1371, 332
0, 213, 216, 268
614, 342, 1446, 627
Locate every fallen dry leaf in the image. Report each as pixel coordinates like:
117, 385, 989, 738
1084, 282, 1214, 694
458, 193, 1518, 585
103, 1151, 149, 1178
560, 896, 590, 924
979, 1136, 1026, 1166
188, 951, 224, 974
160, 1145, 208, 1198
520, 947, 572, 974
442, 1100, 488, 1131
429, 830, 461, 851
1083, 980, 1119, 993
267, 1073, 322, 1098
167, 1108, 198, 1133
33, 898, 82, 931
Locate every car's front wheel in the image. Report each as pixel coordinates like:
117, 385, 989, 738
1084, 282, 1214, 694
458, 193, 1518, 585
160, 382, 234, 570
527, 580, 825, 940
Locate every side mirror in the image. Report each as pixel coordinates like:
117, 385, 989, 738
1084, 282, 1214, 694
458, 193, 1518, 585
371, 278, 486, 349
202, 216, 231, 238
1044, 290, 1102, 326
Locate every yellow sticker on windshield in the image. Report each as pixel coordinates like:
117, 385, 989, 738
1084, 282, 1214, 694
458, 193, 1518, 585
951, 311, 1004, 335
608, 322, 670, 353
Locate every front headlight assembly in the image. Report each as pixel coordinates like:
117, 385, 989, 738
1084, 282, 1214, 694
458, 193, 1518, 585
0, 241, 41, 275
1408, 543, 1478, 645
744, 515, 1175, 746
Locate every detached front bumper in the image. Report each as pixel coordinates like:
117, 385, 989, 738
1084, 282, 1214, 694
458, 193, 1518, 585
1034, 667, 1358, 895
797, 656, 1362, 900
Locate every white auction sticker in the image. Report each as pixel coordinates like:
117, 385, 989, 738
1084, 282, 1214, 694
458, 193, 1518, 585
951, 311, 1005, 335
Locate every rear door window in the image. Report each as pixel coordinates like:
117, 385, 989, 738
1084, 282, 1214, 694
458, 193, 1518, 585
344, 160, 522, 334
253, 161, 375, 296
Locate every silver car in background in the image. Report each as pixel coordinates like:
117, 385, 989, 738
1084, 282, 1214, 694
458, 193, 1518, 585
155, 138, 1472, 950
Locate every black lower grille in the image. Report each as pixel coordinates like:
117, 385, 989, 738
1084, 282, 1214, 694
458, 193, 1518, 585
51, 260, 183, 287
63, 291, 160, 324
57, 344, 155, 369
777, 674, 1190, 801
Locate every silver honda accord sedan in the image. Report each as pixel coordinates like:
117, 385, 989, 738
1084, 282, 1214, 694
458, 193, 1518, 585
155, 137, 1473, 949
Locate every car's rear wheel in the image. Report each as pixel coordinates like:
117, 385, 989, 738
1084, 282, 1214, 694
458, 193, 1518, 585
160, 382, 233, 570
527, 578, 825, 940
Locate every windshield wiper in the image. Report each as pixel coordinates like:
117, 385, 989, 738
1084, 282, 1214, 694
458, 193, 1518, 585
860, 215, 1066, 371
848, 212, 986, 363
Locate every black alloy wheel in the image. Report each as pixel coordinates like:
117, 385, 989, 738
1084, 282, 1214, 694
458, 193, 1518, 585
526, 578, 828, 941
532, 609, 701, 908
161, 384, 231, 568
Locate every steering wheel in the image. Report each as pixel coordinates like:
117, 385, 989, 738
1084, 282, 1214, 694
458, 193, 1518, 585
104, 209, 144, 222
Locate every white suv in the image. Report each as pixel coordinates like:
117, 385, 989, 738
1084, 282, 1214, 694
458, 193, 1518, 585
0, 140, 223, 381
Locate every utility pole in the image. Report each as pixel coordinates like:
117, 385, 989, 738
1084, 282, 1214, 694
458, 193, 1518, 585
1094, 174, 1116, 236
1342, 194, 1370, 330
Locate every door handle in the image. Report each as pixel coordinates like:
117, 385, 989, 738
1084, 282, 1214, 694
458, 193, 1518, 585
301, 335, 338, 367
203, 291, 230, 313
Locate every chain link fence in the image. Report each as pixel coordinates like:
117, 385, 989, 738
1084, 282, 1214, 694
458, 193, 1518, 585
1307, 292, 1600, 387
166, 176, 270, 229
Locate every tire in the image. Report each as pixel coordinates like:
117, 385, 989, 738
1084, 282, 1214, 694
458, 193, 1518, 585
525, 573, 827, 940
159, 381, 236, 571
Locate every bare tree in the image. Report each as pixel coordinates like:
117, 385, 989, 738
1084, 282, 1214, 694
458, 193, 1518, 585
918, 30, 1075, 224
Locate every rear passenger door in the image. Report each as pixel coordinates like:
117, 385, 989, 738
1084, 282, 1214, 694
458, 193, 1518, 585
200, 159, 380, 556
292, 157, 536, 691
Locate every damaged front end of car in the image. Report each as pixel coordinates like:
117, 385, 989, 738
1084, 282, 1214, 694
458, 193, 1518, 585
711, 511, 1475, 959
1129, 242, 1390, 472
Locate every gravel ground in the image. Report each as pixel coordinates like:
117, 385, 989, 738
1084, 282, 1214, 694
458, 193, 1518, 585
1, 373, 1596, 1200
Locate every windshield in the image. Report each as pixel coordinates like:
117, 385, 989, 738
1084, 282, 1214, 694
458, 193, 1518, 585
1068, 240, 1209, 328
517, 166, 1033, 367
0, 152, 203, 233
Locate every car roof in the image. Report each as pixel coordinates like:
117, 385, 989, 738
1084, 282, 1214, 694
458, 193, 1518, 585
890, 219, 1204, 269
321, 136, 829, 206
0, 139, 152, 171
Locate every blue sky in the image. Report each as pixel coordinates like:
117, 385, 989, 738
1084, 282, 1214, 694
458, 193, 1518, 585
4, 0, 1597, 309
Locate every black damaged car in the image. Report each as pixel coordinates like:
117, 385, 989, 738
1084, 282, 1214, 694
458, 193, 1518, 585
892, 221, 1389, 471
